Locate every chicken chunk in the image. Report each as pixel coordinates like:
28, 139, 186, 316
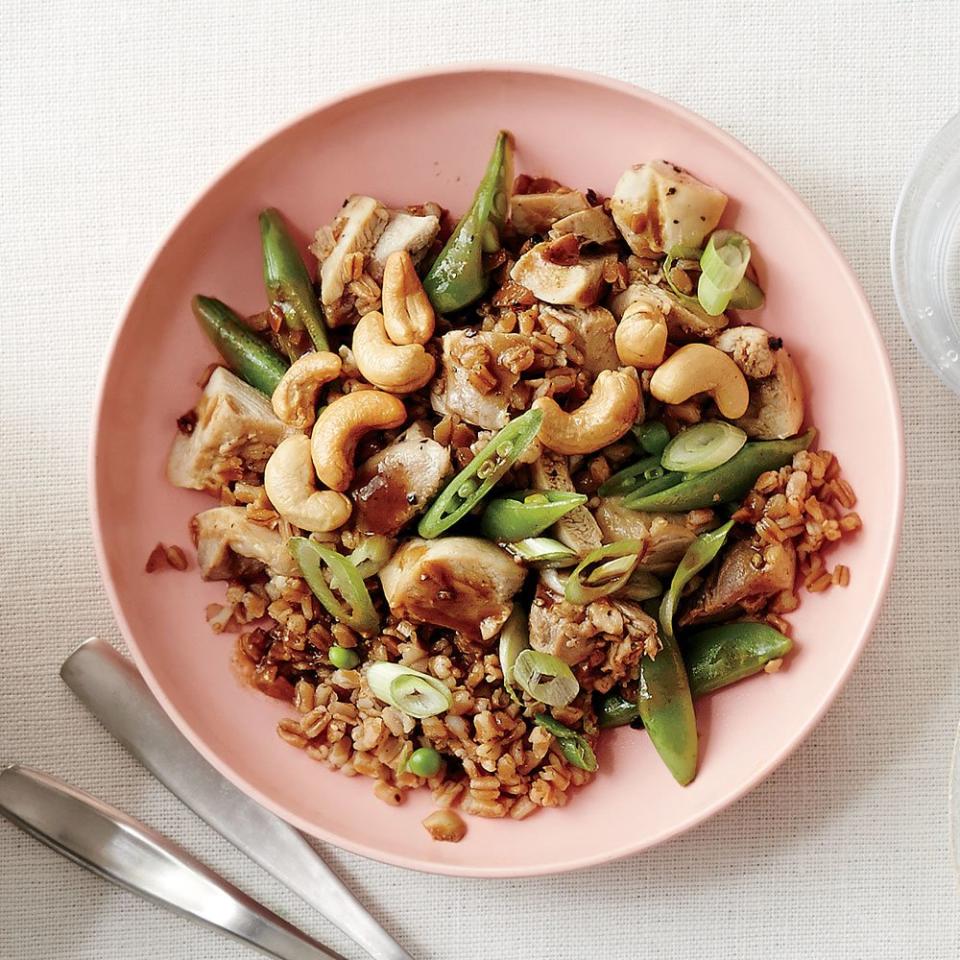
191, 506, 298, 580
530, 452, 603, 554
510, 243, 612, 308
538, 305, 620, 376
712, 326, 777, 379
680, 539, 796, 626
611, 160, 728, 256
353, 426, 451, 536
430, 330, 532, 430
367, 210, 440, 283
595, 499, 718, 573
315, 195, 388, 326
549, 206, 619, 247
608, 281, 728, 339
735, 348, 805, 440
510, 190, 590, 236
378, 537, 525, 641
528, 583, 658, 691
167, 367, 294, 494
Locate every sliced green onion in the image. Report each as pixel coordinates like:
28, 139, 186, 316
729, 275, 765, 310
480, 489, 587, 542
498, 605, 529, 703
632, 420, 672, 457
661, 422, 747, 474
698, 230, 752, 316
366, 662, 452, 719
418, 409, 543, 539
565, 540, 643, 605
662, 246, 705, 308
347, 535, 395, 579
505, 538, 579, 568
539, 568, 570, 596
288, 538, 379, 635
659, 520, 734, 641
533, 714, 597, 772
597, 455, 661, 498
513, 650, 580, 707
616, 570, 662, 602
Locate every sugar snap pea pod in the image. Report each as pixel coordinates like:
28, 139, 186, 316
659, 520, 734, 641
596, 621, 793, 727
633, 420, 672, 456
532, 714, 597, 773
623, 430, 815, 512
417, 408, 543, 538
259, 208, 330, 351
192, 295, 289, 395
637, 629, 698, 785
597, 455, 662, 497
480, 490, 587, 542
423, 131, 513, 314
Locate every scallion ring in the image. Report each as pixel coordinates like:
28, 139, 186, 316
564, 539, 643, 605
498, 606, 529, 703
505, 537, 579, 568
660, 422, 747, 474
366, 662, 453, 719
513, 650, 580, 707
347, 535, 395, 579
698, 230, 752, 316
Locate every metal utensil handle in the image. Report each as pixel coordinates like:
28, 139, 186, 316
0, 765, 343, 960
60, 638, 412, 960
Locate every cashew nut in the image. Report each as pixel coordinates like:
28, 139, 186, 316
311, 389, 407, 492
352, 311, 436, 394
615, 296, 668, 368
271, 351, 342, 429
649, 343, 749, 419
381, 250, 436, 345
533, 369, 641, 455
264, 434, 352, 532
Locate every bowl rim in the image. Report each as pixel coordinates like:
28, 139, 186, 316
89, 61, 905, 878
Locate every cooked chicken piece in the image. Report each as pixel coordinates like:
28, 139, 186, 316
191, 506, 298, 580
611, 160, 727, 256
595, 499, 719, 573
538, 305, 620, 376
510, 190, 590, 236
608, 281, 728, 339
531, 451, 602, 554
712, 325, 777, 380
316, 195, 389, 326
735, 348, 805, 439
510, 244, 612, 308
430, 330, 531, 430
378, 537, 525, 641
680, 539, 796, 626
367, 210, 440, 283
167, 367, 294, 494
549, 207, 618, 247
528, 583, 658, 690
353, 425, 451, 536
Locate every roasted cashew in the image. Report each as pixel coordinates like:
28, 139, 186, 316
352, 311, 436, 394
264, 434, 352, 532
381, 250, 436, 345
649, 343, 749, 419
311, 389, 407, 492
533, 369, 641, 455
271, 351, 342, 429
615, 295, 668, 369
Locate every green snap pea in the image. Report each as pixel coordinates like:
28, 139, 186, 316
423, 131, 513, 314
623, 430, 815, 512
480, 490, 587, 542
596, 620, 793, 728
407, 747, 443, 778
259, 208, 330, 351
597, 455, 661, 498
417, 409, 543, 538
328, 645, 360, 670
192, 295, 289, 395
633, 421, 672, 456
532, 714, 597, 773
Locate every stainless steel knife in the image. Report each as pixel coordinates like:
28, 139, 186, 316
61, 637, 413, 960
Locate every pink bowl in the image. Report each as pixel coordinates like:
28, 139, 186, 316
91, 64, 904, 877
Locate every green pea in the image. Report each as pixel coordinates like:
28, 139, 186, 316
328, 645, 360, 670
408, 747, 442, 778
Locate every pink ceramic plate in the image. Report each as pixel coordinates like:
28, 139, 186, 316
91, 64, 903, 877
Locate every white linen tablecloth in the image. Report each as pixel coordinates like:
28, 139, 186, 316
3, 1, 960, 957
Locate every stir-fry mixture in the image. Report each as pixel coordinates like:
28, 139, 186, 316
165, 132, 861, 841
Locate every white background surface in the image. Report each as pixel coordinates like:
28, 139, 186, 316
2, 1, 960, 957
